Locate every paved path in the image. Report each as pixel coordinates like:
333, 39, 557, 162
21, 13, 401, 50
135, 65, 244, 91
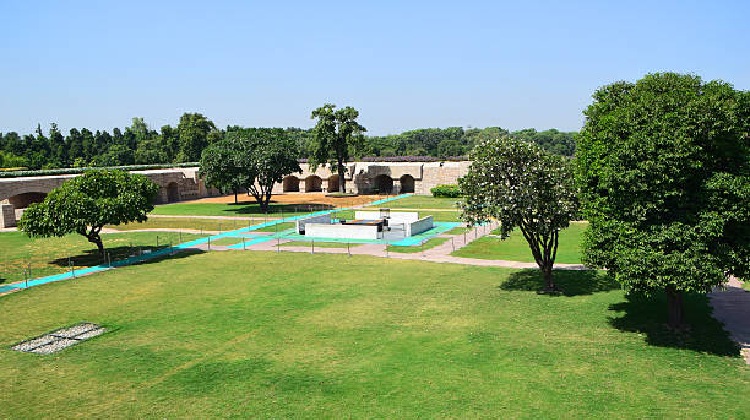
708, 277, 750, 364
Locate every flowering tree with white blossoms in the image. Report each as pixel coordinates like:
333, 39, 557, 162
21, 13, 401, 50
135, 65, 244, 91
459, 136, 578, 292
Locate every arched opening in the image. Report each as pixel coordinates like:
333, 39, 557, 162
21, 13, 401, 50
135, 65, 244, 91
283, 176, 300, 193
305, 176, 322, 193
400, 174, 415, 193
167, 182, 180, 203
8, 192, 47, 209
327, 175, 339, 193
374, 174, 393, 194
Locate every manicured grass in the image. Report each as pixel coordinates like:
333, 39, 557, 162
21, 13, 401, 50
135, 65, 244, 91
421, 210, 461, 222
279, 241, 362, 248
387, 237, 450, 253
254, 222, 295, 232
0, 252, 746, 417
452, 222, 587, 264
152, 202, 332, 217
108, 217, 257, 232
0, 231, 201, 284
208, 237, 247, 247
370, 194, 462, 209
445, 226, 471, 235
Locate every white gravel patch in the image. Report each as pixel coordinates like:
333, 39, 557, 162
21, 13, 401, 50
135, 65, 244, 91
11, 323, 106, 354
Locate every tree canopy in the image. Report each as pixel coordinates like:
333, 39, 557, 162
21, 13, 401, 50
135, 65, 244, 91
200, 127, 301, 211
19, 169, 159, 255
310, 104, 366, 193
576, 72, 750, 327
460, 136, 578, 291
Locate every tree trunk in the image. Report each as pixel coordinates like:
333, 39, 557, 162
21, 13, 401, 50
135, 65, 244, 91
338, 159, 346, 193
542, 266, 556, 292
87, 233, 104, 256
665, 286, 685, 329
233, 187, 238, 204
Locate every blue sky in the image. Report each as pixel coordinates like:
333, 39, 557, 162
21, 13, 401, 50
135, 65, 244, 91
1, 0, 748, 136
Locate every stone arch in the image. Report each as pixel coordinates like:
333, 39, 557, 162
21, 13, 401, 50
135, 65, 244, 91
8, 192, 47, 209
327, 175, 339, 193
374, 174, 393, 194
305, 176, 322, 193
399, 174, 415, 193
167, 182, 180, 203
283, 176, 300, 192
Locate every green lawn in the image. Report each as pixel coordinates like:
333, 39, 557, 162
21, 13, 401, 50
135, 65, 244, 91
0, 231, 201, 284
255, 222, 295, 232
152, 201, 332, 217
108, 217, 257, 232
387, 237, 450, 253
0, 252, 746, 417
452, 222, 587, 264
370, 194, 461, 209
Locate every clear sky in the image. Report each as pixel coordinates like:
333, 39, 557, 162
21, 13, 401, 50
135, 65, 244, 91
1, 0, 748, 136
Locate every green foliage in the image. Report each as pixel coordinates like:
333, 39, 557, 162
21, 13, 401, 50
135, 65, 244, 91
310, 103, 366, 193
430, 184, 462, 198
19, 170, 159, 254
576, 72, 750, 326
460, 136, 578, 290
177, 113, 219, 162
200, 127, 301, 211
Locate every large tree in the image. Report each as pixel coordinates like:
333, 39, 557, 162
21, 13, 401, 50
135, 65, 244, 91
177, 113, 219, 162
19, 170, 159, 255
310, 104, 366, 193
576, 72, 750, 328
460, 136, 578, 291
200, 127, 301, 211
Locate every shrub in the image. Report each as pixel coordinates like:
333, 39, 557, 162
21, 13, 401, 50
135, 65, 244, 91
431, 184, 462, 198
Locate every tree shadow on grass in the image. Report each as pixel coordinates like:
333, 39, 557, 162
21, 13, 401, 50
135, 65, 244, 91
608, 292, 740, 357
222, 202, 335, 215
500, 269, 620, 296
49, 246, 204, 268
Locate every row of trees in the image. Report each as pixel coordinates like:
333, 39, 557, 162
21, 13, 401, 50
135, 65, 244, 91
0, 117, 575, 170
462, 72, 749, 329
0, 113, 220, 170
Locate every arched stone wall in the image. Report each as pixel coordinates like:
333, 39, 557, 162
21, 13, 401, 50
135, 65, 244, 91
305, 176, 322, 193
399, 175, 415, 193
8, 192, 47, 209
283, 176, 300, 192
374, 174, 394, 194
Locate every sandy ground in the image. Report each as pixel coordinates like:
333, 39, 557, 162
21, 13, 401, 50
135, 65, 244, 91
180, 192, 391, 208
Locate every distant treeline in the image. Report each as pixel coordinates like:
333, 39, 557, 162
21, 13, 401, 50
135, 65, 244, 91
0, 113, 576, 170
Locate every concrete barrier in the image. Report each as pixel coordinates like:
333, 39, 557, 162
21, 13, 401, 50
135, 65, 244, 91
296, 214, 331, 234
305, 223, 382, 240
405, 216, 434, 237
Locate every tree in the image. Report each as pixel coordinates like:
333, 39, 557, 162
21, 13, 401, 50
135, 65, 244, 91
177, 113, 219, 162
199, 136, 248, 205
576, 72, 750, 328
19, 170, 159, 255
310, 104, 366, 193
200, 127, 301, 211
459, 136, 578, 292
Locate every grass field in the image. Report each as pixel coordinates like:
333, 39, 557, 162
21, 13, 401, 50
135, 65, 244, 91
0, 251, 746, 417
108, 217, 257, 232
254, 222, 295, 232
152, 202, 332, 217
387, 237, 450, 253
453, 222, 587, 264
0, 231, 201, 284
369, 195, 461, 210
